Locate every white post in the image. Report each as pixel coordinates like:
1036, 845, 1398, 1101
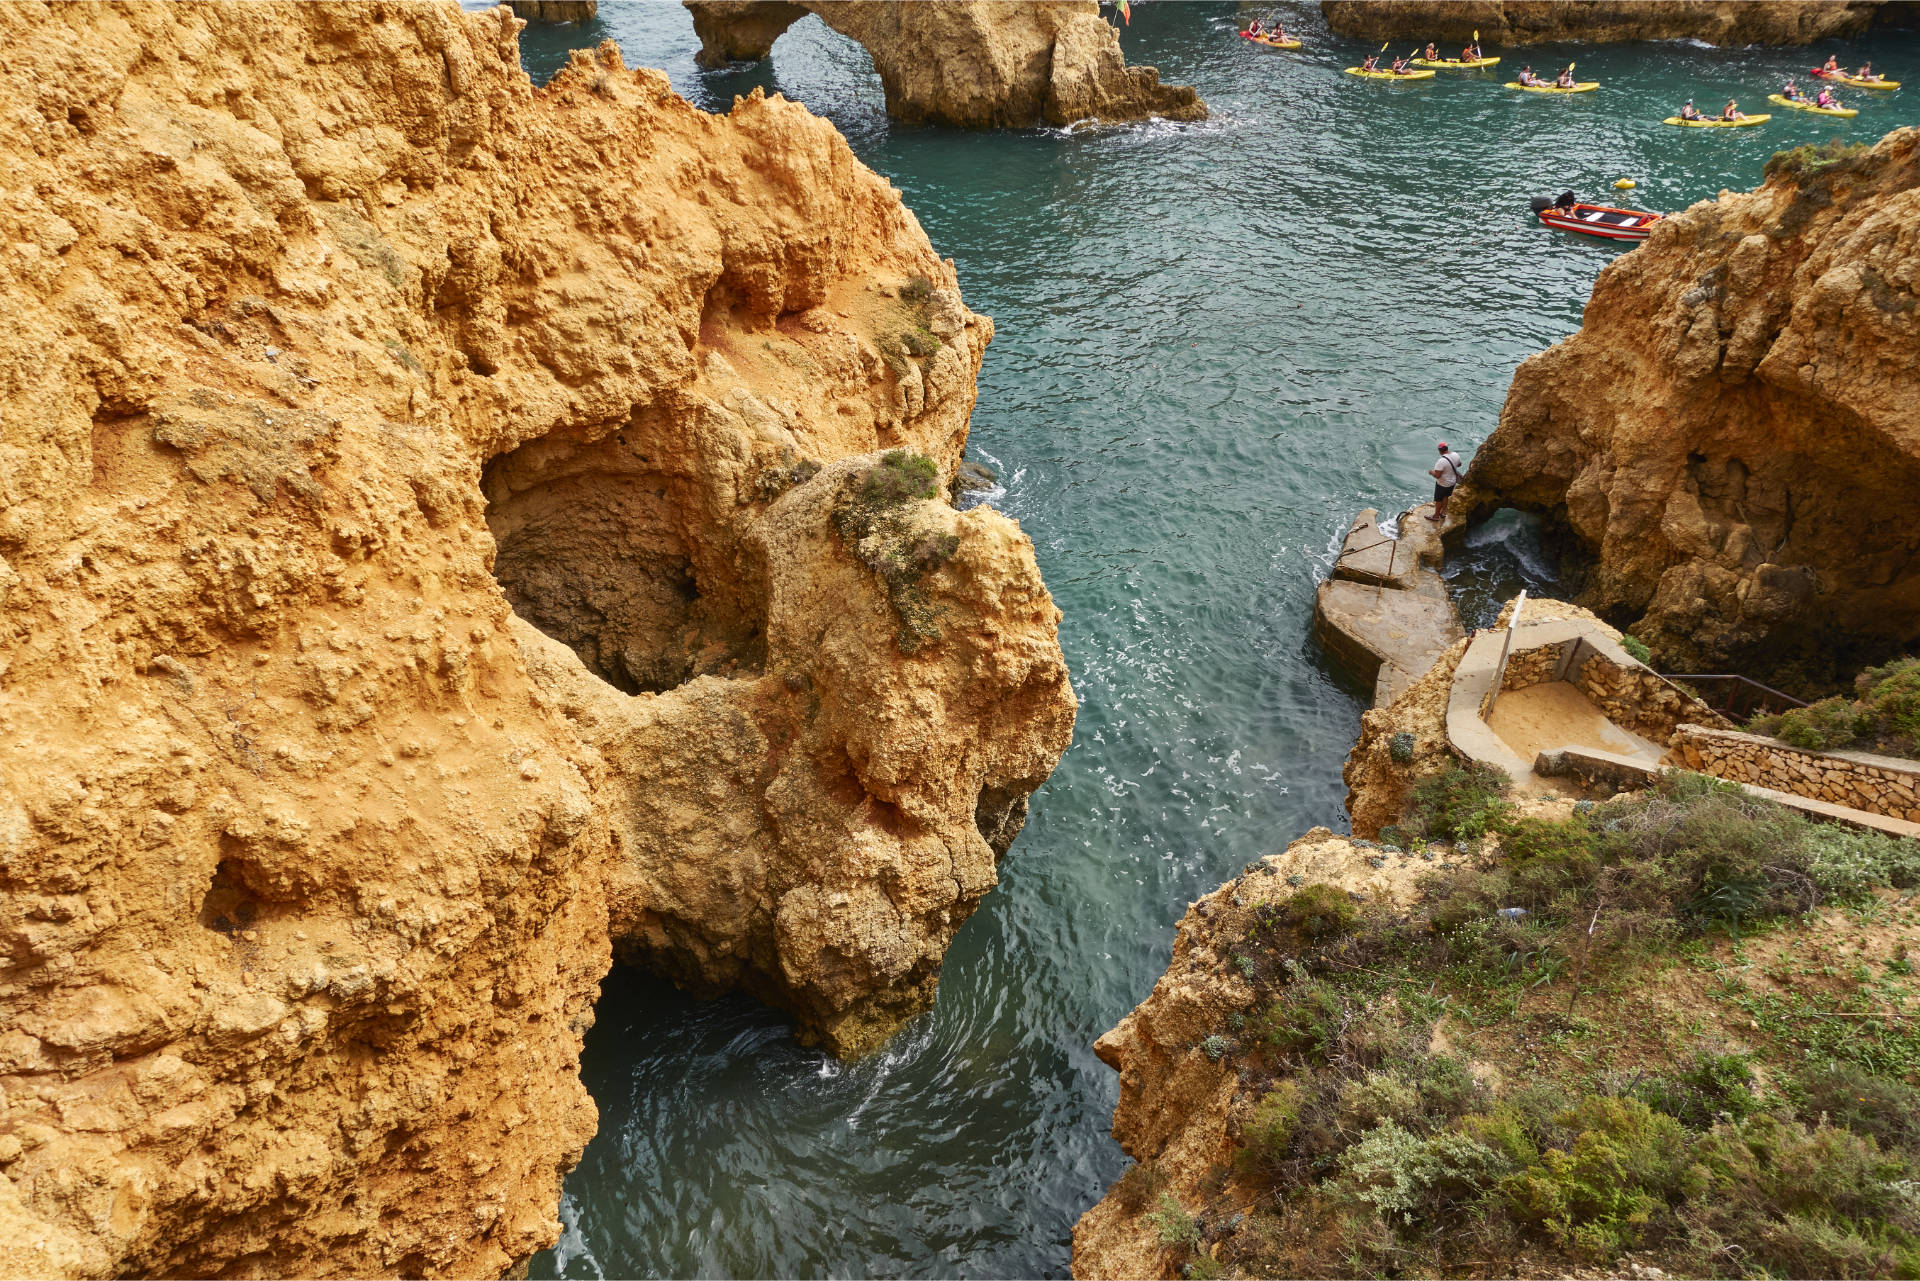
1484, 590, 1528, 720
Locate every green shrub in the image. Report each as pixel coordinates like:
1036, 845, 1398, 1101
900, 275, 934, 303
1764, 138, 1870, 183
1636, 1051, 1759, 1128
1688, 1115, 1920, 1277
1144, 1193, 1202, 1249
1254, 983, 1344, 1062
858, 450, 937, 508
1855, 657, 1920, 754
1241, 1081, 1306, 1172
1792, 1061, 1920, 1154
1113, 1160, 1168, 1212
1501, 1097, 1691, 1259
1763, 658, 1920, 758
1410, 762, 1513, 842
898, 325, 940, 357
1777, 696, 1863, 751
1620, 635, 1652, 665
1284, 883, 1359, 940
1802, 823, 1920, 895
1390, 732, 1416, 764
1338, 1119, 1514, 1224
1202, 1035, 1229, 1061
1341, 1069, 1423, 1131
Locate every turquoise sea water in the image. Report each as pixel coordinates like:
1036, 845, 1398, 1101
506, 5, 1919, 1276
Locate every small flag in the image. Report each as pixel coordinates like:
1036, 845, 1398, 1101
1116, 0, 1130, 23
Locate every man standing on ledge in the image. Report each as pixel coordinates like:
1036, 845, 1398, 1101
1428, 440, 1467, 522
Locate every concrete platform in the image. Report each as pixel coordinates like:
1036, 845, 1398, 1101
1314, 576, 1463, 705
1315, 504, 1463, 705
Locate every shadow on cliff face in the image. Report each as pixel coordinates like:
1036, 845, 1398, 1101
484, 413, 769, 695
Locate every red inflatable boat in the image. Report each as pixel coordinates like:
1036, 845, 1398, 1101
1530, 196, 1663, 242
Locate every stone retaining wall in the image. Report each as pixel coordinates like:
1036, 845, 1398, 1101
1494, 635, 1726, 744
1674, 724, 1920, 823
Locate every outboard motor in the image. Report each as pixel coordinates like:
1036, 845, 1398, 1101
1529, 195, 1552, 214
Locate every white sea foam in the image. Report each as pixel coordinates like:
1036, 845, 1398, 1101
549, 1191, 607, 1280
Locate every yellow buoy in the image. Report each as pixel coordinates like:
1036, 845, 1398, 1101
1614, 178, 1636, 190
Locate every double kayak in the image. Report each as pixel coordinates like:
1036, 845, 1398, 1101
1242, 33, 1303, 49
1411, 56, 1501, 69
1507, 80, 1598, 93
1812, 68, 1900, 90
1663, 113, 1770, 127
1345, 66, 1436, 80
1531, 196, 1663, 242
1769, 93, 1857, 117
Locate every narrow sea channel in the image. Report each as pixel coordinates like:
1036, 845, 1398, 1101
507, 6, 1920, 1275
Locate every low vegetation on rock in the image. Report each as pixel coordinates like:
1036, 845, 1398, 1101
832, 451, 962, 653
1749, 656, 1920, 760
1111, 769, 1920, 1279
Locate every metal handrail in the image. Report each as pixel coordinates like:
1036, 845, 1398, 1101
1658, 672, 1809, 719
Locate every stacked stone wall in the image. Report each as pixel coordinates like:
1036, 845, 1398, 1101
1574, 651, 1718, 744
1498, 641, 1565, 692
1675, 725, 1920, 822
1493, 634, 1723, 745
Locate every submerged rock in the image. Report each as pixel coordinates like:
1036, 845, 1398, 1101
684, 0, 1208, 128
0, 3, 1071, 1275
1456, 127, 1920, 675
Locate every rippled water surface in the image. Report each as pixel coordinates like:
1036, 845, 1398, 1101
507, 5, 1920, 1275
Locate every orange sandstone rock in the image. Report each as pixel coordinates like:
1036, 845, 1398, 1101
685, 0, 1207, 128
0, 2, 1071, 1276
1457, 128, 1920, 675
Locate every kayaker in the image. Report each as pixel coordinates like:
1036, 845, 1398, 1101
1243, 17, 1262, 36
1424, 42, 1439, 60
1516, 64, 1537, 85
1428, 442, 1467, 523
1461, 38, 1482, 61
1679, 98, 1701, 120
1390, 54, 1412, 75
1271, 22, 1288, 42
1815, 85, 1841, 109
1555, 65, 1577, 88
1721, 98, 1745, 120
1361, 54, 1380, 72
1857, 62, 1882, 82
1781, 78, 1803, 101
1821, 55, 1840, 73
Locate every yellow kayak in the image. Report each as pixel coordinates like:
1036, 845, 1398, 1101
1507, 80, 1598, 93
1412, 56, 1501, 69
1813, 70, 1899, 90
1345, 66, 1436, 80
1243, 34, 1303, 49
1769, 93, 1858, 117
1664, 113, 1770, 127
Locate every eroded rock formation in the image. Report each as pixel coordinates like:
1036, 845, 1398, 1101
1455, 128, 1920, 677
1322, 0, 1883, 45
685, 0, 1207, 128
1071, 829, 1436, 1279
0, 2, 1071, 1275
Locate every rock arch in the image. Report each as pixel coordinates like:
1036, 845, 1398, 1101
685, 0, 1206, 127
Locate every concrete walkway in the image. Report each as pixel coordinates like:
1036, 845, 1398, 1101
1313, 506, 1463, 705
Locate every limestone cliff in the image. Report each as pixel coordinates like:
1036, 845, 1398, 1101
0, 2, 1071, 1276
1322, 0, 1883, 45
1456, 128, 1920, 677
685, 0, 1207, 128
1071, 830, 1437, 1279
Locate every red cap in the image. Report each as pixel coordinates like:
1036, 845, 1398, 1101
1437, 441, 1449, 449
